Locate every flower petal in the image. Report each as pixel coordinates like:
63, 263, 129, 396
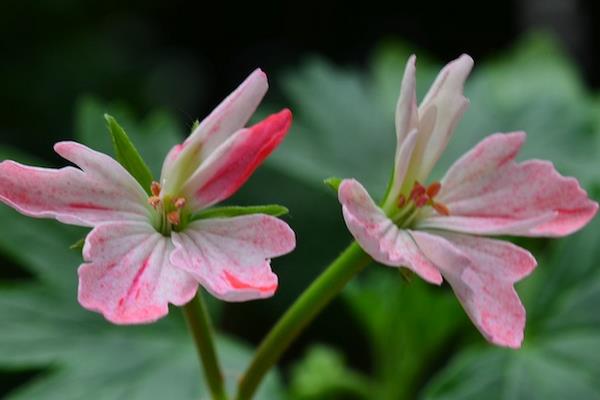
0, 141, 149, 227
160, 69, 268, 194
339, 179, 442, 284
410, 230, 536, 348
384, 129, 418, 211
182, 109, 292, 210
418, 132, 599, 236
78, 221, 198, 324
170, 214, 295, 301
395, 55, 418, 146
413, 54, 473, 181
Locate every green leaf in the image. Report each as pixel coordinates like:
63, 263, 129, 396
289, 345, 372, 400
190, 204, 289, 221
344, 272, 465, 400
104, 114, 154, 194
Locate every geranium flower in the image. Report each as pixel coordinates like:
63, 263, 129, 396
0, 69, 296, 324
338, 55, 598, 347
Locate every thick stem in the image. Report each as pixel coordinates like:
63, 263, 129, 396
182, 291, 228, 400
236, 241, 372, 400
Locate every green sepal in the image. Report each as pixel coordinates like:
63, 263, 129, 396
190, 205, 289, 221
190, 119, 200, 133
69, 237, 85, 251
104, 114, 154, 194
324, 177, 342, 193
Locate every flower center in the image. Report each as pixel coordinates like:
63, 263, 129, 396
390, 181, 449, 228
147, 181, 188, 236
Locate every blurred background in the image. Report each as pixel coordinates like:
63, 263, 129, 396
1, 1, 600, 399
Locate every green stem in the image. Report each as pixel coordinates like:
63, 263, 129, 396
236, 241, 372, 400
182, 291, 228, 400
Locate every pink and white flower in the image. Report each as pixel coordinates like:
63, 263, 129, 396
338, 55, 598, 348
0, 69, 296, 324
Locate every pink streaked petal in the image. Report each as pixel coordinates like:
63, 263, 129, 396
410, 230, 535, 348
420, 132, 599, 236
0, 142, 149, 227
395, 55, 418, 145
170, 214, 295, 302
414, 54, 473, 181
160, 69, 268, 192
339, 179, 442, 284
78, 221, 198, 324
182, 109, 292, 210
384, 129, 418, 211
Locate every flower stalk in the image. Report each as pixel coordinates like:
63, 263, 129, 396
183, 291, 228, 400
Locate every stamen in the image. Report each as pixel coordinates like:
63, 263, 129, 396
151, 181, 162, 197
426, 182, 441, 198
397, 194, 407, 208
432, 202, 450, 216
148, 196, 161, 208
415, 194, 429, 208
410, 181, 426, 200
174, 197, 187, 209
167, 210, 181, 225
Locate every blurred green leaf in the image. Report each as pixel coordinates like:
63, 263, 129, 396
104, 114, 154, 194
268, 58, 397, 198
344, 272, 465, 400
289, 345, 371, 400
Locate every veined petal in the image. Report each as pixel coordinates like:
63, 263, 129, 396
78, 221, 198, 324
339, 179, 443, 284
413, 54, 473, 182
395, 55, 418, 146
160, 69, 268, 194
170, 214, 295, 301
0, 141, 149, 227
410, 230, 536, 348
418, 132, 599, 236
182, 109, 292, 211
